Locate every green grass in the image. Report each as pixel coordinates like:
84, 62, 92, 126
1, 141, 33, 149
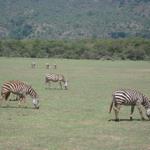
0, 57, 150, 150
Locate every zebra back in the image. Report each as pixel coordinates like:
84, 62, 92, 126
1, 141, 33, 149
45, 73, 65, 82
113, 88, 150, 108
1, 80, 25, 95
1, 80, 38, 98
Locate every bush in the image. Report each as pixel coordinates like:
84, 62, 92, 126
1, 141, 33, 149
0, 38, 149, 60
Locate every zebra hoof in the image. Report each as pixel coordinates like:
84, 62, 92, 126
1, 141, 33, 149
130, 117, 133, 120
35, 106, 39, 109
115, 119, 119, 122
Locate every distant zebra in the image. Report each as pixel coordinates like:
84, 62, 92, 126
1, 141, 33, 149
109, 89, 150, 121
0, 80, 39, 109
45, 73, 68, 90
31, 62, 36, 69
54, 64, 57, 69
46, 63, 50, 69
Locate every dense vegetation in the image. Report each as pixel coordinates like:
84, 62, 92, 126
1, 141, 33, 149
0, 38, 150, 60
0, 0, 150, 39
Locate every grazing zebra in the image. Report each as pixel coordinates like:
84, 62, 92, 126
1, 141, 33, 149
0, 80, 39, 109
31, 62, 36, 69
109, 89, 150, 121
46, 63, 50, 69
45, 73, 68, 90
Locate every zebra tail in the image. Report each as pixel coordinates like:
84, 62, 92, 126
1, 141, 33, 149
109, 101, 113, 113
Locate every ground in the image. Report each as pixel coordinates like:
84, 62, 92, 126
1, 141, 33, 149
0, 57, 150, 150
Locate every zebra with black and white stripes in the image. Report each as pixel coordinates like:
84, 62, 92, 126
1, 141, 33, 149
0, 80, 39, 109
45, 73, 68, 90
109, 89, 150, 121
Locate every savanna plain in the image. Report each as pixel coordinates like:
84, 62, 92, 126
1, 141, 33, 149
0, 57, 150, 150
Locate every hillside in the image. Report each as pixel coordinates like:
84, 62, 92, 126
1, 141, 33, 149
0, 0, 150, 39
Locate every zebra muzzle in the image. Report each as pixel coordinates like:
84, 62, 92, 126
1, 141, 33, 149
34, 104, 39, 109
32, 98, 39, 109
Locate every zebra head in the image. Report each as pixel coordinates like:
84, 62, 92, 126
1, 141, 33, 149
32, 97, 40, 109
64, 79, 68, 90
28, 86, 40, 109
146, 108, 150, 119
145, 98, 150, 119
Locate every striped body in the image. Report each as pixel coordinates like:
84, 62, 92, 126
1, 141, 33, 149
45, 73, 65, 82
1, 80, 39, 108
109, 89, 150, 121
113, 89, 150, 107
45, 73, 68, 89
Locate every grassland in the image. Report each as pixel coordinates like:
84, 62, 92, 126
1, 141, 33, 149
0, 57, 150, 150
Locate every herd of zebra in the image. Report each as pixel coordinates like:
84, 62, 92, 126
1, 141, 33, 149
31, 62, 57, 69
0, 62, 68, 109
1, 62, 150, 121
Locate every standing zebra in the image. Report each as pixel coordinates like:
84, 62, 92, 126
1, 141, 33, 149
54, 64, 57, 69
31, 62, 36, 69
45, 73, 68, 90
109, 89, 150, 121
46, 63, 50, 69
0, 80, 39, 109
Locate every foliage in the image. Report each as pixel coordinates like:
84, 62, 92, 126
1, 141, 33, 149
0, 0, 150, 39
0, 38, 150, 60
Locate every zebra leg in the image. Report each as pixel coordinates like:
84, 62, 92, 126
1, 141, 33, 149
18, 99, 21, 107
113, 104, 121, 121
18, 96, 22, 107
136, 104, 145, 120
0, 95, 4, 106
18, 95, 26, 107
22, 97, 27, 108
59, 81, 62, 89
130, 105, 135, 120
16, 95, 20, 101
5, 93, 11, 107
45, 81, 50, 89
18, 95, 23, 107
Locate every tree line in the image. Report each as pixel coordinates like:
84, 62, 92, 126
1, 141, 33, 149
0, 38, 150, 60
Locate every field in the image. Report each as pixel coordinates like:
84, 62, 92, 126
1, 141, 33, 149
0, 57, 150, 150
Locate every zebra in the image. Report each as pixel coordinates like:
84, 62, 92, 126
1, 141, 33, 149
109, 89, 150, 121
54, 64, 57, 69
46, 63, 50, 69
0, 80, 39, 109
45, 73, 68, 90
31, 62, 36, 69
